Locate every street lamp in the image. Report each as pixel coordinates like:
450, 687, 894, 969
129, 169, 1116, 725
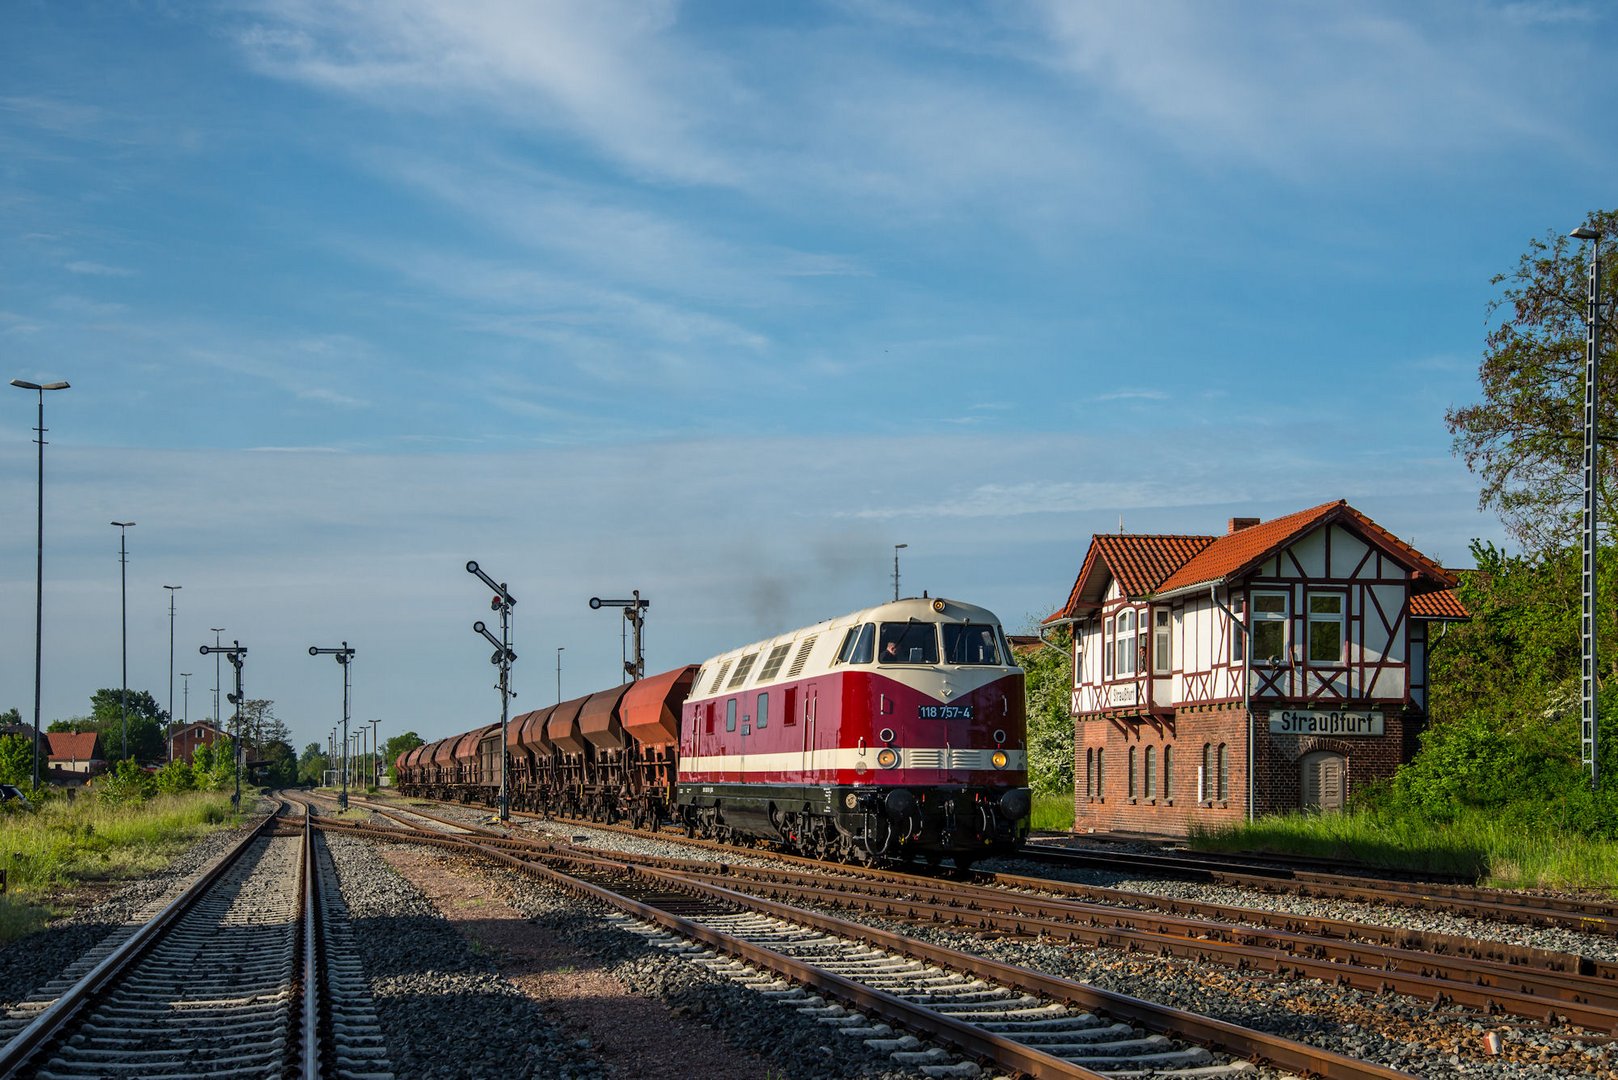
893, 543, 908, 601
111, 522, 135, 760
164, 585, 181, 761
309, 642, 355, 809
371, 718, 381, 786
1572, 223, 1604, 789
11, 377, 69, 789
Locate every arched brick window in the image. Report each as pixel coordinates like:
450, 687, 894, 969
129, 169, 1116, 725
1144, 745, 1156, 798
1127, 746, 1137, 798
1217, 743, 1229, 802
1163, 746, 1173, 800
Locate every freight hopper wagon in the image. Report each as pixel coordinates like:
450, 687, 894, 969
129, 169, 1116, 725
397, 666, 698, 828
677, 597, 1029, 866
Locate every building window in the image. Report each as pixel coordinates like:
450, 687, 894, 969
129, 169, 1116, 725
1084, 748, 1093, 797
1096, 747, 1104, 798
1251, 591, 1289, 664
1163, 745, 1173, 799
1230, 598, 1245, 663
1217, 743, 1229, 801
1127, 746, 1137, 797
1103, 617, 1114, 678
1073, 625, 1084, 684
1153, 609, 1172, 674
1144, 746, 1156, 798
1116, 609, 1136, 677
1200, 743, 1211, 801
1307, 592, 1345, 665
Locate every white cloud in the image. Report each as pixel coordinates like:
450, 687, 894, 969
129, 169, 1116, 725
65, 260, 134, 277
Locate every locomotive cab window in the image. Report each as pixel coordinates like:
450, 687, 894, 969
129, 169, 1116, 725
836, 623, 876, 665
942, 623, 1001, 665
879, 622, 938, 664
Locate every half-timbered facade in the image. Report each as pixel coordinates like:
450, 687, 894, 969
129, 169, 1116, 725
1050, 500, 1466, 836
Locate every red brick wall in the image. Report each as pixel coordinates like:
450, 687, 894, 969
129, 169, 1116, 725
1072, 703, 1416, 836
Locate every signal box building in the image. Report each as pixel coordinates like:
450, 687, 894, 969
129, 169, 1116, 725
1050, 500, 1466, 836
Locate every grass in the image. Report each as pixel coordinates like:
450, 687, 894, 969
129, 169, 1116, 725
0, 790, 241, 943
1030, 792, 1074, 833
1188, 807, 1618, 890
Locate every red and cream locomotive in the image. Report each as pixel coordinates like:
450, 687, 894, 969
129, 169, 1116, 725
394, 596, 1029, 866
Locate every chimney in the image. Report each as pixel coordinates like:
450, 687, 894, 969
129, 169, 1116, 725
1228, 517, 1260, 534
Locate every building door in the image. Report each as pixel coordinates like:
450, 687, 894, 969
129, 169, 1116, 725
1300, 751, 1347, 811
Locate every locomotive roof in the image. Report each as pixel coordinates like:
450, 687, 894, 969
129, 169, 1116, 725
690, 596, 1007, 697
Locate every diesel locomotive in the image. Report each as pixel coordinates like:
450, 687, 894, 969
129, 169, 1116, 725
395, 596, 1030, 865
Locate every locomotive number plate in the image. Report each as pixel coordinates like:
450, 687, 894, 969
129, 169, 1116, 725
918, 704, 974, 719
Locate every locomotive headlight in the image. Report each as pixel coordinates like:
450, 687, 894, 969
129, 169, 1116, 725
931, 598, 946, 613
991, 750, 1009, 769
844, 793, 859, 810
876, 748, 898, 769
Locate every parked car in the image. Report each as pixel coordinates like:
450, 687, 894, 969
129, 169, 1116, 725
0, 784, 33, 810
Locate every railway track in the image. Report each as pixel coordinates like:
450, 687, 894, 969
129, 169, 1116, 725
317, 799, 1415, 1078
0, 804, 392, 1079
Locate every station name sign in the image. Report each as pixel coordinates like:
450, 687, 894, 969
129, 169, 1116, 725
1269, 709, 1383, 737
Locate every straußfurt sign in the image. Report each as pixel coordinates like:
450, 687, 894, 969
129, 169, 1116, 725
1269, 709, 1383, 737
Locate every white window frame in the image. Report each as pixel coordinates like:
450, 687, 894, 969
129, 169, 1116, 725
1115, 608, 1136, 677
1152, 608, 1172, 675
1103, 617, 1114, 679
1250, 590, 1289, 666
1306, 591, 1346, 666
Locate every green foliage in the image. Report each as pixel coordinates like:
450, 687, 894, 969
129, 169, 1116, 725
383, 731, 425, 783
1020, 627, 1074, 798
0, 735, 32, 788
89, 688, 167, 764
207, 736, 239, 790
152, 759, 196, 795
297, 742, 328, 786
1360, 538, 1618, 839
255, 739, 297, 788
1446, 209, 1618, 553
0, 708, 19, 727
1030, 792, 1074, 832
96, 758, 156, 804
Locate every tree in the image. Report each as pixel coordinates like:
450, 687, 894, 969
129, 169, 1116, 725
234, 699, 284, 756
255, 739, 297, 788
0, 707, 19, 727
297, 742, 329, 786
88, 689, 167, 763
0, 735, 31, 787
1019, 627, 1073, 799
383, 731, 424, 783
1447, 209, 1618, 553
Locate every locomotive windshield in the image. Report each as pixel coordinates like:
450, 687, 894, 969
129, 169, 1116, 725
878, 622, 939, 664
836, 622, 876, 664
942, 623, 1002, 665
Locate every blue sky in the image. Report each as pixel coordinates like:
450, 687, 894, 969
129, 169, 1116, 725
3, 1, 1614, 753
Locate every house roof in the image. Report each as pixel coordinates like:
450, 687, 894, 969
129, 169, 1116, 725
1154, 499, 1456, 596
47, 731, 102, 761
1051, 534, 1215, 619
1051, 499, 1462, 618
1410, 587, 1469, 621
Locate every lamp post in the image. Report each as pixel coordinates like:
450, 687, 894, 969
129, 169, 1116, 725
309, 642, 355, 809
180, 673, 191, 726
200, 640, 247, 810
893, 543, 908, 601
371, 718, 381, 786
163, 585, 181, 761
111, 522, 135, 760
468, 561, 517, 822
1573, 223, 1604, 789
11, 377, 69, 789
556, 646, 564, 703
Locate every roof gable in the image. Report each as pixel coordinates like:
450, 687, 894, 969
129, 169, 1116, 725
47, 731, 102, 761
1054, 534, 1215, 618
1155, 500, 1457, 596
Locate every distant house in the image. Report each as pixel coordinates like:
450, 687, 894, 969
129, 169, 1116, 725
46, 731, 107, 778
169, 722, 226, 764
1049, 499, 1467, 836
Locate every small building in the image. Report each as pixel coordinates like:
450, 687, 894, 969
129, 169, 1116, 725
1049, 499, 1466, 836
46, 731, 107, 777
168, 722, 226, 764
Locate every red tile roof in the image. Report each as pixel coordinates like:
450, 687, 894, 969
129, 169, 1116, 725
1410, 587, 1468, 620
1052, 500, 1462, 618
46, 731, 102, 762
1155, 500, 1456, 596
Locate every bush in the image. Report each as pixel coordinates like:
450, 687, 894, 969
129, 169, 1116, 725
153, 759, 196, 795
95, 759, 156, 805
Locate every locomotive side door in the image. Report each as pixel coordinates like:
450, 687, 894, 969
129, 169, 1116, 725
800, 682, 818, 779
